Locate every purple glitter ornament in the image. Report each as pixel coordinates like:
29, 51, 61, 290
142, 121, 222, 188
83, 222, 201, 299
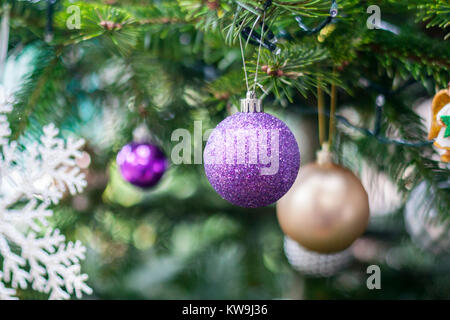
204, 105, 300, 208
117, 142, 167, 188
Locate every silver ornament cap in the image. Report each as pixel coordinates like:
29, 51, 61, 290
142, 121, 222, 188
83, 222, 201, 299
240, 91, 263, 113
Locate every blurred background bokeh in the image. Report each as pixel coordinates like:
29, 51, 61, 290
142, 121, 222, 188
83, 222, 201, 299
0, 0, 449, 299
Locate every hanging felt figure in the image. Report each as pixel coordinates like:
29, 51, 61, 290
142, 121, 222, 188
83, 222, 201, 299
428, 85, 450, 162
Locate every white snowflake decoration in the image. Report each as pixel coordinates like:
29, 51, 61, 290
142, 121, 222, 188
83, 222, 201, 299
0, 87, 92, 300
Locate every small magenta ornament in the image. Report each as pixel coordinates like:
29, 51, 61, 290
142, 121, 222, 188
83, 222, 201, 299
117, 125, 167, 189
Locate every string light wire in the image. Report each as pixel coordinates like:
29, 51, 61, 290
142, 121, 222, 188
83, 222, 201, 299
236, 1, 431, 148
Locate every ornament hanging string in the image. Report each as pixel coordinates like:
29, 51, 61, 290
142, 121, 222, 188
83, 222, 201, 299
238, 34, 250, 92
239, 0, 277, 53
328, 66, 337, 146
253, 10, 266, 92
317, 68, 337, 148
238, 4, 269, 95
317, 79, 326, 146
